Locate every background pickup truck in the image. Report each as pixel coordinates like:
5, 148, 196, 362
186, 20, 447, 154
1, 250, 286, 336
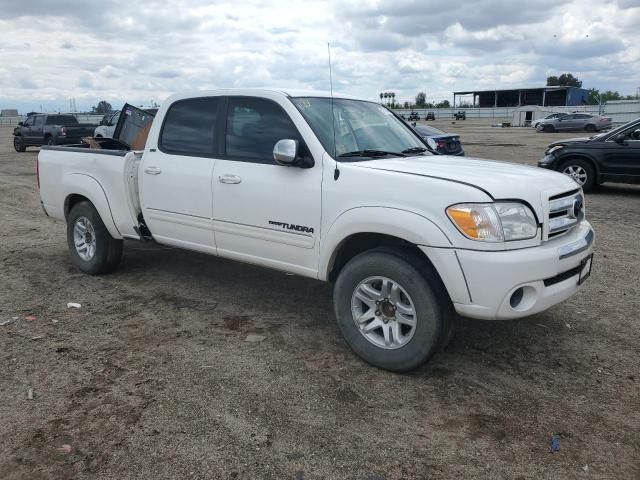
13, 113, 95, 151
37, 89, 594, 372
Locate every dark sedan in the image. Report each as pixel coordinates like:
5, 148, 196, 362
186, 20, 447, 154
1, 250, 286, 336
538, 118, 640, 191
411, 124, 464, 156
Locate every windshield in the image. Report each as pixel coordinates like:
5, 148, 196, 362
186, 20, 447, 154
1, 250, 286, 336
291, 97, 428, 160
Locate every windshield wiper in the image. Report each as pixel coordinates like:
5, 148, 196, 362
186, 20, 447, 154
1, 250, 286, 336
339, 149, 406, 158
401, 147, 428, 154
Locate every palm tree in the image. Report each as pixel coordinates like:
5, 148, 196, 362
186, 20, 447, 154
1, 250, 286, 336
390, 92, 395, 108
379, 92, 383, 104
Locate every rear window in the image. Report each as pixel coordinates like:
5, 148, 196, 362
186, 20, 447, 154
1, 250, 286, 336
159, 98, 219, 156
45, 115, 78, 125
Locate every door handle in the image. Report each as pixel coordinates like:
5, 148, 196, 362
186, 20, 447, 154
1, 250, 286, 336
218, 174, 242, 184
144, 166, 162, 175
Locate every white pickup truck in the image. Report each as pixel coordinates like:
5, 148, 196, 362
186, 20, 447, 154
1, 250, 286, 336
37, 89, 594, 371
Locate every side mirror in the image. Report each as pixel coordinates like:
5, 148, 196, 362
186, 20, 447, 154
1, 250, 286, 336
273, 139, 298, 165
18, 122, 23, 126
614, 133, 627, 144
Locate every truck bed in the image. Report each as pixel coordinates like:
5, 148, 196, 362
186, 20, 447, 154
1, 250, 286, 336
38, 146, 144, 240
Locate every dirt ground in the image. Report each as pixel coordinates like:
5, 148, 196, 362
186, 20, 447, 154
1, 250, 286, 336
0, 121, 638, 480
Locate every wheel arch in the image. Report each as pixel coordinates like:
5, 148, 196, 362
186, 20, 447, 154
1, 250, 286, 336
63, 174, 121, 239
320, 207, 452, 282
556, 153, 601, 178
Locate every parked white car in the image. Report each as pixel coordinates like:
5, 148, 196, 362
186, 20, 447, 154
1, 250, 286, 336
532, 113, 568, 129
37, 89, 594, 371
93, 110, 121, 138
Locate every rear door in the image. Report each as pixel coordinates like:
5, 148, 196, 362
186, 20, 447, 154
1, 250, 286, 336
28, 115, 45, 144
212, 96, 322, 277
139, 97, 221, 254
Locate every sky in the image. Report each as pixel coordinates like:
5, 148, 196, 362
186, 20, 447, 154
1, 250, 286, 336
1, 0, 639, 113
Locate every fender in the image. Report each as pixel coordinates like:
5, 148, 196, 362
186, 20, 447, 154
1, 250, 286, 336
63, 173, 122, 239
318, 206, 452, 281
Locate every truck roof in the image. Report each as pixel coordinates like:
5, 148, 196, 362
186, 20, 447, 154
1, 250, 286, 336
163, 88, 361, 103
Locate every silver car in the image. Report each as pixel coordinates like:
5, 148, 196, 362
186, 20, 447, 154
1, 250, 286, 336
536, 113, 612, 133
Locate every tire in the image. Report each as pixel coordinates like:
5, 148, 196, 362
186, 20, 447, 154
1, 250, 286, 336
46, 136, 55, 146
543, 124, 555, 133
333, 248, 452, 372
585, 124, 596, 132
67, 201, 123, 274
559, 158, 596, 192
13, 136, 26, 152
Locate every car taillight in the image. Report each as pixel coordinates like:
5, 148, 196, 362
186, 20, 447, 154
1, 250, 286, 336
437, 140, 447, 148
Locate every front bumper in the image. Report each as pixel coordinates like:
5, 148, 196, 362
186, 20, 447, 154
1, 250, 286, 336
537, 154, 557, 169
422, 221, 594, 320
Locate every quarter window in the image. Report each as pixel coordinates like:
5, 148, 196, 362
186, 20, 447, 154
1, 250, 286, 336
160, 97, 219, 156
225, 97, 301, 163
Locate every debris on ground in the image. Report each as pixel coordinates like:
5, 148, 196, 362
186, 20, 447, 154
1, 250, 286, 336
24, 314, 37, 321
550, 434, 561, 453
58, 444, 72, 454
31, 335, 44, 340
27, 388, 33, 400
67, 302, 82, 309
0, 318, 15, 326
583, 465, 589, 472
245, 333, 267, 343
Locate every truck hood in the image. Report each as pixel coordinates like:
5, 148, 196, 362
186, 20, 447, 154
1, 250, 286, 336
350, 155, 579, 215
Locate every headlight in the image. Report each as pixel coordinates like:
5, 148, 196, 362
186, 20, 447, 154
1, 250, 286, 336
446, 202, 538, 242
546, 145, 563, 155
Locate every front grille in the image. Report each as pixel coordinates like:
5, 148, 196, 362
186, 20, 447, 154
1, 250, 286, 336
546, 190, 584, 239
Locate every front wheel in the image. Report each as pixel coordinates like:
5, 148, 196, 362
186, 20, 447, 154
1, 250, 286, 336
13, 136, 26, 152
585, 124, 596, 132
543, 124, 555, 133
559, 158, 595, 192
67, 201, 123, 274
333, 248, 451, 372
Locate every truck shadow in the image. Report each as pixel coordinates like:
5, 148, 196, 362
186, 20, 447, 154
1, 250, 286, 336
116, 240, 563, 377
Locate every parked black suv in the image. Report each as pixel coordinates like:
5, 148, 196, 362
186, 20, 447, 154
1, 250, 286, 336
407, 111, 420, 121
538, 118, 640, 192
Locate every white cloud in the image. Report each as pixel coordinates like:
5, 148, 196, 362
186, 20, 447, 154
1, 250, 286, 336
0, 0, 638, 112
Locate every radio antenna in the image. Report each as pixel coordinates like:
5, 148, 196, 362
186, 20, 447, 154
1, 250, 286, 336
328, 42, 340, 180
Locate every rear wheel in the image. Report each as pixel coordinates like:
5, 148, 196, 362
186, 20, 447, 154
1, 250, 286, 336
559, 158, 595, 192
333, 248, 451, 372
46, 136, 55, 146
13, 136, 26, 152
585, 124, 596, 132
67, 201, 123, 274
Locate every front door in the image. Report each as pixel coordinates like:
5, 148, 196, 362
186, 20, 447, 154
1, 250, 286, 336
139, 97, 221, 254
212, 96, 322, 277
20, 116, 36, 145
602, 124, 640, 177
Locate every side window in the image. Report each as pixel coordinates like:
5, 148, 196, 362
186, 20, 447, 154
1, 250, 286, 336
160, 97, 219, 156
225, 97, 301, 164
23, 117, 34, 127
33, 116, 45, 128
626, 126, 640, 141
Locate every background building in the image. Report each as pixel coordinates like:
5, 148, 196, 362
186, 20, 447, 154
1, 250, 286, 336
453, 86, 590, 108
